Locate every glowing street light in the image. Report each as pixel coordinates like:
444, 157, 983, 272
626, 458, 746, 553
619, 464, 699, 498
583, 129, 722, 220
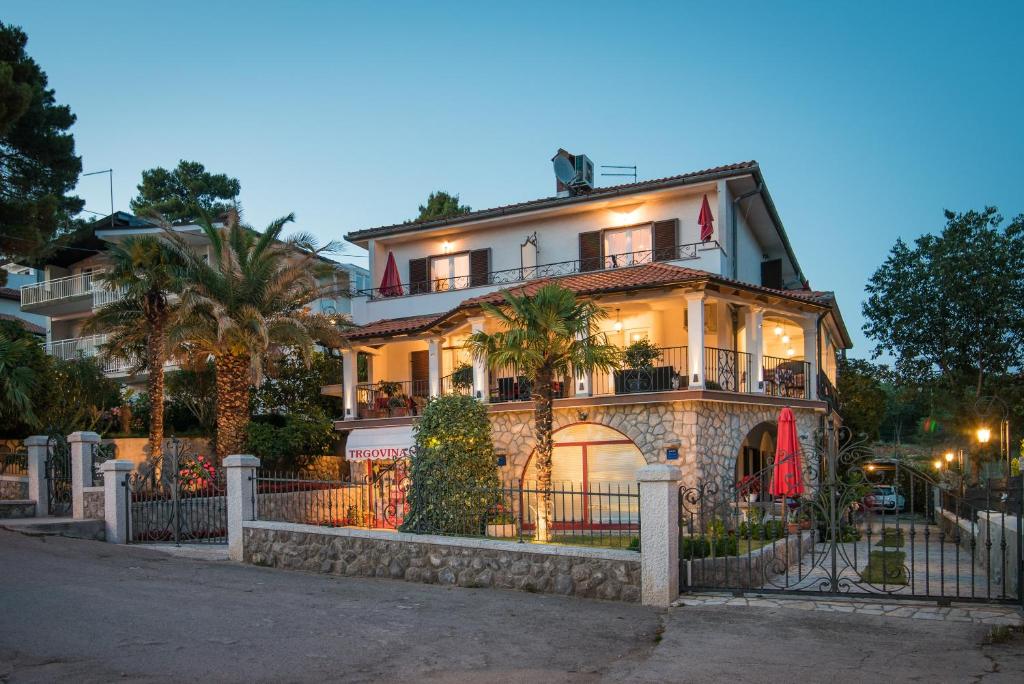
932, 459, 943, 470
944, 451, 955, 463
976, 427, 992, 444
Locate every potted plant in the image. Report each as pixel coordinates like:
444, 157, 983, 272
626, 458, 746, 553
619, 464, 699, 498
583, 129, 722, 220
736, 475, 760, 503
617, 339, 662, 393
451, 363, 474, 393
388, 394, 410, 417
486, 505, 517, 538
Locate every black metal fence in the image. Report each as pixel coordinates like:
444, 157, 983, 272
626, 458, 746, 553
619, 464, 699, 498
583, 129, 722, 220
0, 449, 27, 476
356, 380, 429, 418
45, 434, 71, 516
762, 356, 811, 399
252, 462, 640, 551
592, 345, 687, 396
91, 442, 116, 486
705, 347, 753, 393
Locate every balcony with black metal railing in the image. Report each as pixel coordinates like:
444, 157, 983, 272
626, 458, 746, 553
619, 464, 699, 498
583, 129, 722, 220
355, 242, 711, 300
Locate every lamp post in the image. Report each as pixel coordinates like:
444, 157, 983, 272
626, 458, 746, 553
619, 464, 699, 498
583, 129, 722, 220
975, 396, 1010, 478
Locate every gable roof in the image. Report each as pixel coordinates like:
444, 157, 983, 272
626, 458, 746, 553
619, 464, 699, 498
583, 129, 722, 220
346, 262, 838, 342
0, 313, 45, 336
344, 161, 759, 244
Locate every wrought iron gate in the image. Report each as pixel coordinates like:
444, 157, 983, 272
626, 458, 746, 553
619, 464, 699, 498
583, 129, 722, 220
45, 434, 71, 516
125, 438, 227, 544
679, 425, 1023, 605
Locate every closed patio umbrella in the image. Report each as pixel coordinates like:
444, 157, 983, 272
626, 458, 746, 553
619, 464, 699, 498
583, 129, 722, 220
698, 194, 715, 242
379, 251, 403, 297
769, 407, 805, 498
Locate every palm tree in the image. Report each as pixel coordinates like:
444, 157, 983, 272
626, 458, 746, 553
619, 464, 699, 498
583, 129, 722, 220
163, 212, 344, 459
0, 328, 40, 427
88, 236, 181, 461
466, 283, 621, 541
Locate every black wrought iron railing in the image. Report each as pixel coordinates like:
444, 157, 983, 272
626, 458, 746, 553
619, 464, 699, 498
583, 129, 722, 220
763, 356, 811, 399
489, 364, 570, 403
356, 242, 711, 300
818, 371, 840, 411
705, 347, 753, 393
356, 380, 430, 418
592, 346, 688, 396
440, 368, 473, 396
91, 442, 116, 486
0, 449, 28, 476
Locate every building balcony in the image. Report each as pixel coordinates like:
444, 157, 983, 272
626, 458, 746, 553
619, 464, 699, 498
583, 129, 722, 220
20, 271, 125, 316
43, 334, 133, 375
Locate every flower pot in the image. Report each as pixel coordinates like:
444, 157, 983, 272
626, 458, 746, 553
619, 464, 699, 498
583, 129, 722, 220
389, 407, 410, 417
799, 519, 812, 530
486, 523, 517, 538
746, 493, 759, 504
787, 522, 800, 534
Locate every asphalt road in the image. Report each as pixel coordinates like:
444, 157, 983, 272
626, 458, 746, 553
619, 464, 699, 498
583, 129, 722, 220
1, 530, 1021, 683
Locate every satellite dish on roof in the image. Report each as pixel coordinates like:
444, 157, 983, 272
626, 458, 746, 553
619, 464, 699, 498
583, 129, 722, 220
553, 156, 576, 186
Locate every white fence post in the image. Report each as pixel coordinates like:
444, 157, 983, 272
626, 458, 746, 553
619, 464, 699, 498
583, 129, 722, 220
24, 435, 49, 517
638, 463, 681, 607
101, 460, 133, 543
225, 455, 260, 562
69, 431, 100, 520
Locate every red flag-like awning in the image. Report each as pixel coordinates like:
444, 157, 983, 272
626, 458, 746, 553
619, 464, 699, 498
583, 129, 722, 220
379, 251, 403, 297
698, 194, 714, 242
769, 407, 805, 498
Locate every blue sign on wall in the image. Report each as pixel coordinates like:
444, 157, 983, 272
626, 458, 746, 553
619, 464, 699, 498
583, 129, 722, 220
666, 448, 679, 460
496, 454, 507, 466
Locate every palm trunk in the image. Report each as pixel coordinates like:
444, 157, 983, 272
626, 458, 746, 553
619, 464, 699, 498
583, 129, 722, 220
146, 314, 166, 464
532, 370, 555, 542
214, 353, 251, 462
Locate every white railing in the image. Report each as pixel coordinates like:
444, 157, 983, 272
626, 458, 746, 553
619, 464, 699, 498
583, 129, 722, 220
92, 284, 126, 308
20, 271, 110, 307
42, 334, 132, 375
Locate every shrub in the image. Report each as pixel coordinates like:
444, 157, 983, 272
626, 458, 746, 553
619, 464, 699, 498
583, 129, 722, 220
400, 394, 500, 535
244, 409, 334, 471
680, 534, 739, 559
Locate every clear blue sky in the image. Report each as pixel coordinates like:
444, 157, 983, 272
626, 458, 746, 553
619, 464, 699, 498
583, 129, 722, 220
5, 1, 1022, 357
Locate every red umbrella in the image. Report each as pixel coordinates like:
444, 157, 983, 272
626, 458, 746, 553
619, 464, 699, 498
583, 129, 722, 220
769, 407, 805, 498
698, 194, 714, 242
379, 251, 403, 297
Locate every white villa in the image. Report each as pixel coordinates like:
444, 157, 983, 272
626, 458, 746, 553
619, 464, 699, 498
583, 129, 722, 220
337, 151, 851, 488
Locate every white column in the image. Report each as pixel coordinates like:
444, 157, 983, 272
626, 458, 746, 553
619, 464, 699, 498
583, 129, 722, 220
469, 316, 489, 402
685, 292, 705, 389
428, 337, 442, 398
802, 317, 819, 401
25, 435, 48, 518
638, 463, 681, 607
744, 306, 764, 393
101, 460, 133, 543
224, 454, 260, 562
69, 431, 100, 520
342, 348, 358, 420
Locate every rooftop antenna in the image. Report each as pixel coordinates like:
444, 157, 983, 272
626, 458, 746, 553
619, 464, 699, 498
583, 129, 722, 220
82, 169, 114, 227
601, 164, 637, 183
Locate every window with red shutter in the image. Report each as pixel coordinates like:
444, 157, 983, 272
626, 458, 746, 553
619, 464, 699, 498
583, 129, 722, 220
652, 219, 678, 261
578, 231, 602, 271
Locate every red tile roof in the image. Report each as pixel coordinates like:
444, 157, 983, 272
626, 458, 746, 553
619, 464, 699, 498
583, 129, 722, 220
0, 313, 45, 336
344, 262, 833, 342
345, 161, 759, 243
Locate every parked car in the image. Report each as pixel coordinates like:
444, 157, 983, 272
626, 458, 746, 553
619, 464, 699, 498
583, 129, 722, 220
863, 485, 906, 513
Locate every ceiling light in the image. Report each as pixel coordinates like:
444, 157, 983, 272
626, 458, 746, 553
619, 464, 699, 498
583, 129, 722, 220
774, 325, 783, 336
782, 335, 790, 344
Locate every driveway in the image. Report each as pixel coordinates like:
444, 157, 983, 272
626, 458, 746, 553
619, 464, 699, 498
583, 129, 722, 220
0, 530, 1021, 682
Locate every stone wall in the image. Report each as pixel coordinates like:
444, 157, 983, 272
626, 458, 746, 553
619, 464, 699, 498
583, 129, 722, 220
685, 530, 814, 590
489, 397, 822, 488
0, 476, 28, 500
83, 487, 104, 520
243, 521, 641, 602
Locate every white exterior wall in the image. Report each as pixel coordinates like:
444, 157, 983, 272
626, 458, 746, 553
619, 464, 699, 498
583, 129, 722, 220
734, 206, 764, 285
357, 186, 726, 324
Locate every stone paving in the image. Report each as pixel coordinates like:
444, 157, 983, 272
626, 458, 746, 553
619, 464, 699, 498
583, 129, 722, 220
674, 592, 1024, 625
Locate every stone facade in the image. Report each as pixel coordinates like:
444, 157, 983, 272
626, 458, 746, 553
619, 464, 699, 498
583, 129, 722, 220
0, 477, 28, 501
83, 488, 105, 520
244, 522, 641, 602
0, 500, 35, 518
490, 396, 822, 487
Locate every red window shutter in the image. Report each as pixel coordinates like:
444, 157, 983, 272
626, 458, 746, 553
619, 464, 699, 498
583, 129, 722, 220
469, 248, 491, 287
578, 231, 603, 271
652, 219, 678, 261
409, 257, 428, 294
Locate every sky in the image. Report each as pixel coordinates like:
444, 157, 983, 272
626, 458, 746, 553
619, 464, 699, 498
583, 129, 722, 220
5, 1, 1022, 357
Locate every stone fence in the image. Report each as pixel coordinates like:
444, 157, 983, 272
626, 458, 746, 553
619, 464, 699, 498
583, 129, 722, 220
0, 475, 28, 500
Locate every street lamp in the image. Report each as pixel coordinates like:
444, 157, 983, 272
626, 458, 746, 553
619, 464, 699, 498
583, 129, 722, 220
944, 451, 955, 463
975, 396, 1010, 477
932, 459, 943, 471
976, 427, 992, 444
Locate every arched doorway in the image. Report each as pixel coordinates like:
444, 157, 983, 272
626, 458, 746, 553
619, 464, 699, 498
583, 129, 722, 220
521, 422, 645, 530
736, 421, 776, 500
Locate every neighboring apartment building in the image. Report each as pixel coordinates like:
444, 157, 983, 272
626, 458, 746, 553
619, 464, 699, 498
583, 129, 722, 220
1, 265, 47, 338
16, 212, 357, 385
338, 151, 851, 492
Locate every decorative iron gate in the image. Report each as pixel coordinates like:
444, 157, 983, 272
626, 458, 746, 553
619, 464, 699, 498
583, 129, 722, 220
45, 434, 71, 516
125, 438, 226, 544
679, 425, 1023, 605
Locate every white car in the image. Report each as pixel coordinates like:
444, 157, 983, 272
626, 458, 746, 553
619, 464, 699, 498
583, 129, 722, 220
863, 485, 906, 513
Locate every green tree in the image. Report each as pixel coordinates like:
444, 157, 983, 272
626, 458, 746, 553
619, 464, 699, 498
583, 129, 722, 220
0, 321, 41, 428
244, 411, 334, 472
863, 207, 1024, 396
250, 350, 342, 417
0, 22, 83, 285
400, 394, 500, 535
836, 358, 887, 440
39, 357, 120, 434
130, 160, 240, 224
163, 212, 342, 459
415, 191, 471, 222
86, 235, 182, 461
165, 363, 216, 435
467, 284, 621, 541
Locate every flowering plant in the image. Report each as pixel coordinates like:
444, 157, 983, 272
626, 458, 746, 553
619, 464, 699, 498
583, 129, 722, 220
736, 475, 760, 496
179, 454, 217, 491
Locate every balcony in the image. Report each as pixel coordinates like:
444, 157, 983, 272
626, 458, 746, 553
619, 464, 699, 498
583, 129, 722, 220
356, 242, 710, 300
20, 271, 125, 315
43, 335, 133, 375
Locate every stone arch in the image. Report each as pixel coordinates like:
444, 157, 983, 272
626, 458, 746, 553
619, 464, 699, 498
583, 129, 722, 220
735, 421, 777, 481
520, 421, 646, 484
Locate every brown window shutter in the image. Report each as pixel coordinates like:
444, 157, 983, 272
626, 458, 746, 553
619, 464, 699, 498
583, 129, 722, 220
652, 219, 678, 261
761, 259, 783, 289
410, 350, 429, 397
409, 257, 428, 294
469, 248, 491, 287
578, 231, 603, 271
